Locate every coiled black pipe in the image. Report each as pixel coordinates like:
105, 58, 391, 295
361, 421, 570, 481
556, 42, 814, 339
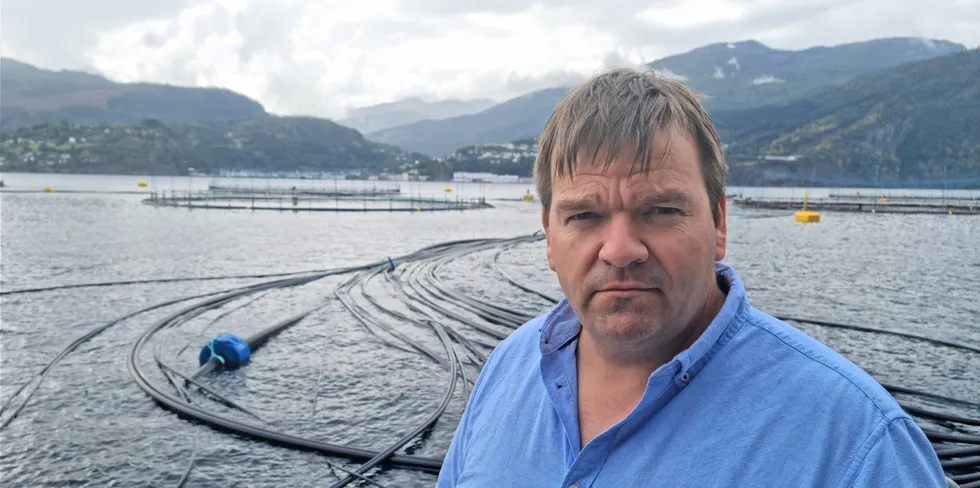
128, 238, 529, 477
776, 316, 980, 355
884, 385, 980, 409
328, 319, 459, 488
923, 430, 980, 445
901, 404, 980, 427
127, 276, 445, 473
0, 286, 245, 431
952, 472, 980, 484
960, 478, 980, 488
492, 240, 560, 304
191, 303, 330, 381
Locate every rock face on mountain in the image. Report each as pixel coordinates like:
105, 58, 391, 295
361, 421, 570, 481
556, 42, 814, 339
713, 48, 980, 183
648, 37, 965, 111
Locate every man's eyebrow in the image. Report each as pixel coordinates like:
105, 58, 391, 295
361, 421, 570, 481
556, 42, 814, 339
637, 189, 692, 206
554, 195, 600, 215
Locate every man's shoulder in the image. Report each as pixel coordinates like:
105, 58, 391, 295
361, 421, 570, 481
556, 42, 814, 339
739, 307, 906, 421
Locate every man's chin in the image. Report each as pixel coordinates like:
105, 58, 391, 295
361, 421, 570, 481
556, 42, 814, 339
591, 313, 664, 341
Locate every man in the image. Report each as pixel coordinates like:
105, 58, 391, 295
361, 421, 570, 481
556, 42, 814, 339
436, 69, 948, 487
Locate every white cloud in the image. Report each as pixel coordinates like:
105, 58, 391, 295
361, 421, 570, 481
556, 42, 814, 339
636, 0, 750, 30
1, 0, 978, 119
83, 1, 619, 118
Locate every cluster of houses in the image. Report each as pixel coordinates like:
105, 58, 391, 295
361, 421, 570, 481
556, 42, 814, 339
0, 136, 88, 168
451, 139, 538, 164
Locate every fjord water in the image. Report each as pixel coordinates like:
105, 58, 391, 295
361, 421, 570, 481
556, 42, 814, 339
1, 173, 977, 486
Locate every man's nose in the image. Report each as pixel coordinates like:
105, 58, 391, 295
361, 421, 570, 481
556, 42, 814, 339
598, 213, 649, 268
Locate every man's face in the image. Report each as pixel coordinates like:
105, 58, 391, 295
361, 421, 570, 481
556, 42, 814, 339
543, 128, 727, 348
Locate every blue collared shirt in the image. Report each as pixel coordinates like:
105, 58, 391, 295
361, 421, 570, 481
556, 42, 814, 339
437, 263, 946, 488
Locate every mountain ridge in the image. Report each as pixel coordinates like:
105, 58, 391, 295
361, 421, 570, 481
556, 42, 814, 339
366, 37, 966, 156
0, 58, 268, 132
339, 97, 496, 133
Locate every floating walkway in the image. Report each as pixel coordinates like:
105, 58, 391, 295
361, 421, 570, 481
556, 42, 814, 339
143, 190, 493, 212
207, 184, 401, 197
733, 197, 979, 215
0, 189, 151, 195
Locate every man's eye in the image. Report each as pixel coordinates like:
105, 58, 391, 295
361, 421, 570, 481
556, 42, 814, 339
648, 207, 680, 215
568, 212, 596, 221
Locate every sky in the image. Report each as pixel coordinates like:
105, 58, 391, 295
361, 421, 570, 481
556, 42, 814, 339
2, 0, 978, 119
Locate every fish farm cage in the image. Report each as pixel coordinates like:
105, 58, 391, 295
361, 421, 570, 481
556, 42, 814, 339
733, 194, 980, 215
143, 188, 493, 212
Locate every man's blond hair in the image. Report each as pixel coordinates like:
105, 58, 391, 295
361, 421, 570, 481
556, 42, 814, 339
535, 68, 727, 220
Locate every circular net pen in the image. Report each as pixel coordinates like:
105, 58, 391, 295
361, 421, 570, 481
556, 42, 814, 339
143, 189, 494, 212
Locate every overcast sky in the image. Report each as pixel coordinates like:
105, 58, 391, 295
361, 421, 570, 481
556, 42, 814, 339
2, 0, 978, 119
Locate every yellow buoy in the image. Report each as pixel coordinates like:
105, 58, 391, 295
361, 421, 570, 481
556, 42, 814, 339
522, 190, 534, 201
444, 187, 452, 193
43, 187, 54, 193
876, 197, 888, 203
137, 181, 148, 188
794, 189, 820, 223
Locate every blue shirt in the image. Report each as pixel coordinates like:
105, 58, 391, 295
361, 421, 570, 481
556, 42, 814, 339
437, 263, 947, 488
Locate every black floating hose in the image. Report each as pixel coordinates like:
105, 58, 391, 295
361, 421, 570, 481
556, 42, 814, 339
952, 472, 980, 484
0, 287, 242, 431
884, 384, 980, 409
493, 240, 560, 304
190, 301, 331, 380
901, 403, 980, 427
936, 446, 980, 458
959, 478, 980, 488
777, 316, 980, 355
942, 456, 980, 469
0, 269, 329, 297
923, 429, 980, 445
328, 319, 459, 488
127, 284, 445, 473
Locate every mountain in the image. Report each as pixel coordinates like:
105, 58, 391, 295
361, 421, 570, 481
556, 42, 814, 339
0, 58, 267, 132
339, 97, 496, 133
366, 37, 965, 156
649, 37, 966, 111
366, 87, 569, 156
0, 117, 422, 176
713, 48, 980, 185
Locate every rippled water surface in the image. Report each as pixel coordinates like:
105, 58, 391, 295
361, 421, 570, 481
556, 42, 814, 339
1, 174, 978, 487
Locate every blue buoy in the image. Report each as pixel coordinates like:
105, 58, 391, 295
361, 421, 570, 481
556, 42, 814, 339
199, 334, 251, 367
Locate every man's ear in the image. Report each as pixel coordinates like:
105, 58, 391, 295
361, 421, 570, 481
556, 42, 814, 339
714, 195, 727, 262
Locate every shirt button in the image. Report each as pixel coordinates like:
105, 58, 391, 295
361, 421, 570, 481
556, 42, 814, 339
680, 372, 691, 382
569, 485, 578, 488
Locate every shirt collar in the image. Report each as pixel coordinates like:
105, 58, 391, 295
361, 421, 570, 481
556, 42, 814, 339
539, 262, 749, 377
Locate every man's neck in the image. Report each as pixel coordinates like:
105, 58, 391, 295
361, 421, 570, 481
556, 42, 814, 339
574, 276, 727, 448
